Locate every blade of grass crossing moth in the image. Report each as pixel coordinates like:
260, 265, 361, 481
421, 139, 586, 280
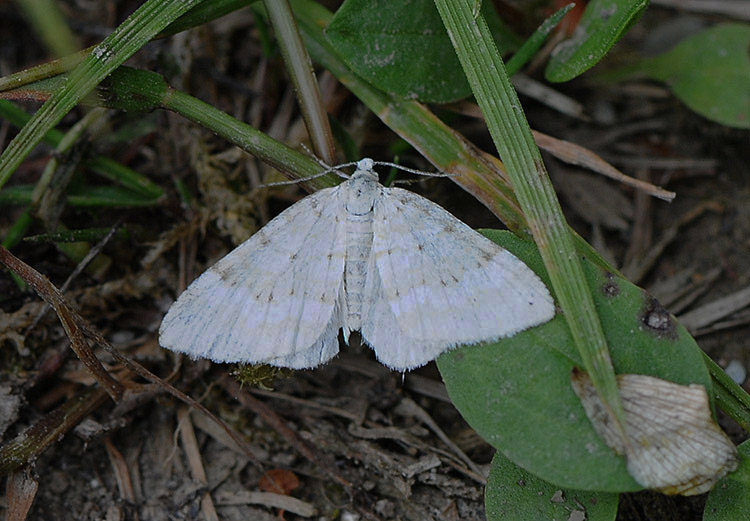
0, 0, 204, 191
432, 0, 627, 436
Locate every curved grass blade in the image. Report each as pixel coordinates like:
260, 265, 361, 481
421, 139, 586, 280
0, 0, 205, 191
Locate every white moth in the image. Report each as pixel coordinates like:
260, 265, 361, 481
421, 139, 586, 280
571, 369, 739, 495
159, 158, 555, 371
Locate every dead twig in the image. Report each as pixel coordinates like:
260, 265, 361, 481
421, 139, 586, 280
0, 246, 123, 401
678, 285, 750, 333
621, 201, 722, 283
0, 387, 110, 474
26, 222, 122, 334
103, 437, 138, 519
176, 407, 219, 521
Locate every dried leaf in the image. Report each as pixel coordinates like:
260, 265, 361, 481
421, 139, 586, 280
571, 369, 739, 495
259, 468, 300, 495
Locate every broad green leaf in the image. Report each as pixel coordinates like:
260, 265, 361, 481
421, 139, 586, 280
545, 0, 647, 82
325, 0, 518, 103
704, 440, 750, 521
437, 231, 712, 492
485, 451, 618, 521
632, 23, 749, 129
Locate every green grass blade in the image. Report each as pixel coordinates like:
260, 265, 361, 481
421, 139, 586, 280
432, 0, 626, 432
505, 3, 574, 77
263, 0, 335, 163
0, 0, 205, 191
163, 88, 339, 191
14, 0, 78, 57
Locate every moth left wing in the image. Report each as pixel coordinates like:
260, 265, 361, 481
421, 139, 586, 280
159, 186, 347, 369
360, 187, 554, 370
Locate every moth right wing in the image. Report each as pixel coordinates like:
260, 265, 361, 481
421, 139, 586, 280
360, 186, 554, 371
159, 186, 347, 369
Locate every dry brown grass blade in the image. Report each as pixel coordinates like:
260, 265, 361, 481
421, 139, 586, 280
103, 437, 138, 514
0, 246, 264, 472
0, 246, 123, 401
177, 407, 219, 521
531, 130, 676, 201
5, 467, 39, 521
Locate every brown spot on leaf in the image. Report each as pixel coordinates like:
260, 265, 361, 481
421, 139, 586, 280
601, 273, 620, 298
639, 297, 677, 339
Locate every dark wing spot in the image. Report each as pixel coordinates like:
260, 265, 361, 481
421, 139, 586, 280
451, 274, 459, 283
417, 244, 424, 251
440, 279, 448, 286
290, 253, 298, 261
267, 292, 274, 303
327, 253, 334, 260
289, 288, 295, 295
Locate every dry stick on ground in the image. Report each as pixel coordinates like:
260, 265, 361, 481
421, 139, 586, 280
0, 245, 263, 472
177, 407, 219, 521
0, 386, 110, 475
678, 285, 750, 334
622, 169, 654, 273
394, 398, 486, 482
621, 201, 723, 283
218, 375, 352, 490
103, 436, 138, 519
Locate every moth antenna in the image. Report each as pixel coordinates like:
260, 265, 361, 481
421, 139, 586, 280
370, 160, 451, 179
